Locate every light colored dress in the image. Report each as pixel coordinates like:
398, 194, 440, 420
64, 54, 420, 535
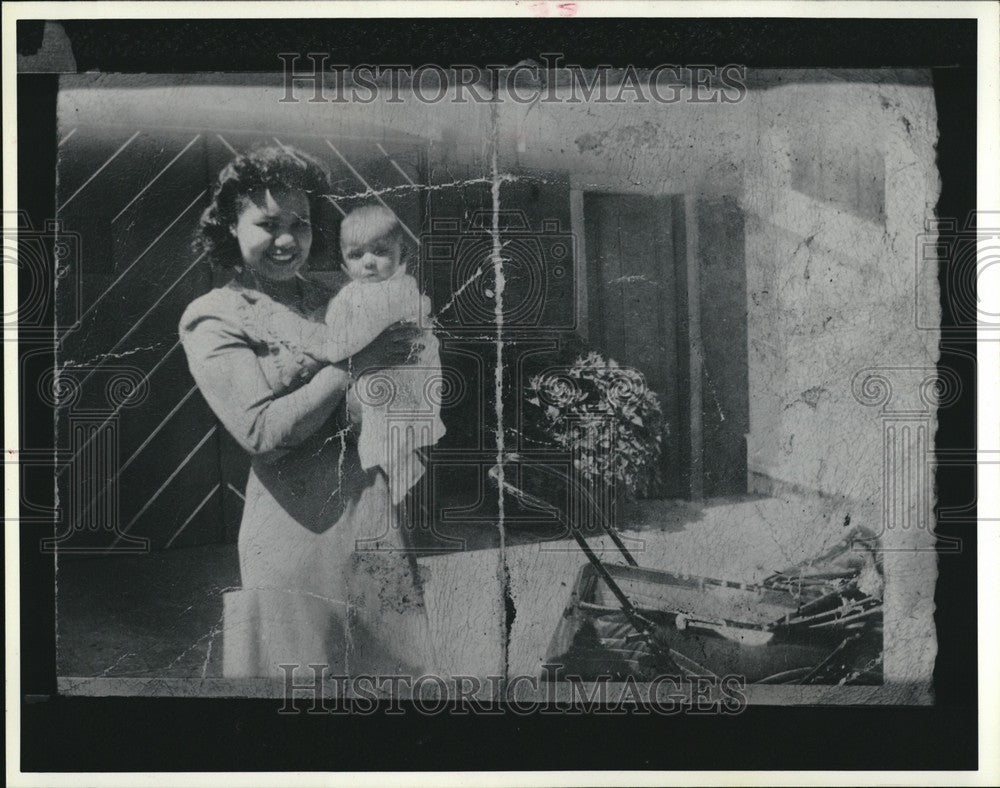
179, 270, 436, 680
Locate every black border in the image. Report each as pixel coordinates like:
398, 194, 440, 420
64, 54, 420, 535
17, 17, 978, 773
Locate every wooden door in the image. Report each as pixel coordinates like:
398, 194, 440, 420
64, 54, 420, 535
584, 193, 689, 498
583, 192, 748, 499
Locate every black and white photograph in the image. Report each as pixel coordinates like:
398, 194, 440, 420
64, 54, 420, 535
7, 2, 998, 782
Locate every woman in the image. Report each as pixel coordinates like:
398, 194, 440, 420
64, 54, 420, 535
179, 145, 435, 679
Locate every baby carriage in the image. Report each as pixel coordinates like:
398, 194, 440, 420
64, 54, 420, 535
489, 455, 884, 685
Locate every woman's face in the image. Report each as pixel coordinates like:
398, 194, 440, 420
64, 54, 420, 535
230, 187, 312, 281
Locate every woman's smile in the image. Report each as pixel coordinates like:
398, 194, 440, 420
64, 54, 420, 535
267, 247, 300, 265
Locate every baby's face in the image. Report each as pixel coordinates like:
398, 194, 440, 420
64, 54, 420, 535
340, 213, 402, 283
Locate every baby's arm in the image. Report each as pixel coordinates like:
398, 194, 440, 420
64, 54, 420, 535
323, 277, 428, 364
323, 286, 387, 363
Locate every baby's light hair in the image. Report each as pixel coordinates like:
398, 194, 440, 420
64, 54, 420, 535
340, 203, 405, 246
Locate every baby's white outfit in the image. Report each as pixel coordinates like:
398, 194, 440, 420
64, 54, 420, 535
324, 268, 445, 503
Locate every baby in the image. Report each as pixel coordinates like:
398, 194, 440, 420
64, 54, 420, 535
266, 204, 445, 503
325, 204, 445, 503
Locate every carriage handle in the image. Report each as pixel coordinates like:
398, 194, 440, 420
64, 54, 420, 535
488, 453, 638, 566
487, 454, 659, 637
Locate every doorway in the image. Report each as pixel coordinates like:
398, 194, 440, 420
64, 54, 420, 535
583, 192, 749, 499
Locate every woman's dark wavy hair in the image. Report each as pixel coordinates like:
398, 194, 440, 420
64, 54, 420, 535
194, 144, 335, 269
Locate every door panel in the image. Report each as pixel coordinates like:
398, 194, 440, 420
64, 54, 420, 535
584, 192, 748, 499
584, 193, 689, 498
697, 196, 749, 497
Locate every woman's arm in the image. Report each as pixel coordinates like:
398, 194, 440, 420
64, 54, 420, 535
181, 310, 350, 458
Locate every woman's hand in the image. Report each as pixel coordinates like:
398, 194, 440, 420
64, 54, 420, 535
349, 321, 424, 376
